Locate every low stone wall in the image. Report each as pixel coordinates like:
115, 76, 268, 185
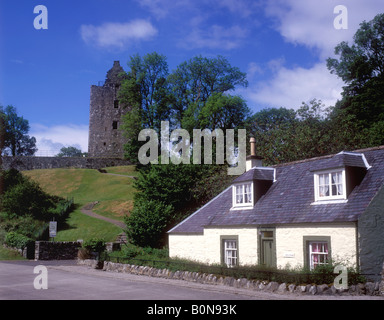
79, 259, 384, 297
35, 241, 82, 260
2, 156, 131, 171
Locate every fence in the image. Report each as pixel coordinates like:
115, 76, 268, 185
101, 253, 377, 285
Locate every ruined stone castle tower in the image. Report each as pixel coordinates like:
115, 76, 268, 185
88, 61, 128, 158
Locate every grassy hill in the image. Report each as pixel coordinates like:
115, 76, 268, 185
23, 166, 138, 242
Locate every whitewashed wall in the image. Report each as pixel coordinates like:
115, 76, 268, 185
275, 223, 357, 268
168, 223, 357, 268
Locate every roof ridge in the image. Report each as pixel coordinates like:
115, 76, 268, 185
272, 145, 384, 168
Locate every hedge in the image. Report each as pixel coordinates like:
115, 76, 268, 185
5, 231, 34, 250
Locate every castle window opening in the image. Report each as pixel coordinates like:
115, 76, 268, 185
114, 100, 119, 108
112, 121, 118, 130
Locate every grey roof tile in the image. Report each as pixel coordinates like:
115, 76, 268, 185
233, 167, 274, 183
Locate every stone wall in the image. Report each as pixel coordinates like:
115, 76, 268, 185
2, 156, 130, 171
35, 241, 82, 260
358, 184, 384, 282
78, 259, 384, 297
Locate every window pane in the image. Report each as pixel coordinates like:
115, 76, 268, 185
236, 186, 242, 203
331, 172, 343, 196
318, 174, 329, 197
318, 171, 344, 198
244, 183, 252, 203
224, 240, 237, 267
309, 241, 329, 270
234, 184, 252, 205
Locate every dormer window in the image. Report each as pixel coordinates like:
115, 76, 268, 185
314, 169, 346, 202
232, 182, 253, 208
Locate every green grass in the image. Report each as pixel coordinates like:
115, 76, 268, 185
53, 208, 123, 242
103, 166, 140, 177
23, 166, 137, 242
0, 246, 26, 260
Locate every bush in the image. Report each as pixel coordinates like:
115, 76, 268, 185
1, 169, 74, 222
5, 231, 34, 250
0, 215, 47, 239
83, 238, 106, 253
124, 199, 174, 248
122, 246, 143, 258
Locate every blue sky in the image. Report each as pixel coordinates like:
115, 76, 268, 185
1, 0, 384, 155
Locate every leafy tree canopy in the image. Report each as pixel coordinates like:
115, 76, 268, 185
56, 146, 84, 157
0, 105, 37, 156
327, 13, 384, 136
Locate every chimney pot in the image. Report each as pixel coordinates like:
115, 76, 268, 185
246, 137, 262, 171
250, 137, 256, 156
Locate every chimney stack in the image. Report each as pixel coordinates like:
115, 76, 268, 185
246, 137, 262, 171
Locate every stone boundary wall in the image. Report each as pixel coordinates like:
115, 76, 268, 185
2, 156, 131, 171
35, 241, 82, 260
78, 259, 384, 297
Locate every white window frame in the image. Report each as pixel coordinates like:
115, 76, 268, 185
223, 239, 238, 268
308, 241, 329, 270
314, 168, 346, 202
232, 182, 253, 209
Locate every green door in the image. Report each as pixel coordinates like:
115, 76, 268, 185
262, 239, 273, 267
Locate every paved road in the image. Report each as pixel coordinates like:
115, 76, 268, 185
0, 260, 272, 301
1, 260, 383, 302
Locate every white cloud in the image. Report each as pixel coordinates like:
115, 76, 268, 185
265, 0, 384, 58
244, 1, 384, 111
30, 124, 88, 156
80, 19, 158, 48
245, 62, 344, 110
181, 24, 248, 50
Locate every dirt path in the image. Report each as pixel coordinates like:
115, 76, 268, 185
81, 204, 126, 229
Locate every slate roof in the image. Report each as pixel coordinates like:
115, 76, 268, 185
233, 167, 275, 183
168, 146, 384, 234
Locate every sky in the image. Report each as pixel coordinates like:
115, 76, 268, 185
1, 0, 384, 156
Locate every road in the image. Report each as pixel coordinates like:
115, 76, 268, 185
1, 260, 383, 302
0, 260, 278, 301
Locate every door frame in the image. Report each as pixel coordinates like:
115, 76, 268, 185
258, 227, 276, 267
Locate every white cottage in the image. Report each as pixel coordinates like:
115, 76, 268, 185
168, 142, 384, 281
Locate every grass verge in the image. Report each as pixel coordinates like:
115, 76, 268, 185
23, 166, 137, 241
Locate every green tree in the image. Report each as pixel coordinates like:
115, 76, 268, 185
183, 92, 250, 132
1, 169, 68, 221
327, 13, 384, 145
1, 105, 37, 156
247, 100, 334, 165
56, 146, 84, 157
124, 199, 174, 248
327, 13, 384, 92
124, 52, 172, 129
168, 55, 248, 127
119, 52, 172, 163
246, 107, 296, 164
119, 73, 143, 163
133, 163, 203, 212
126, 162, 234, 247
